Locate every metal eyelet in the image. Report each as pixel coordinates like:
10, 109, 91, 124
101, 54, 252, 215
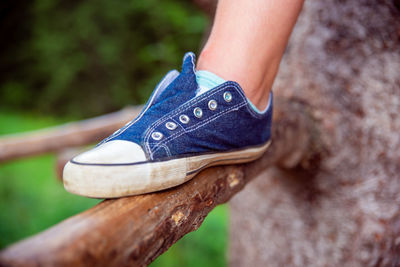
179, 114, 190, 124
223, 91, 232, 102
151, 132, 163, 141
165, 121, 177, 130
193, 107, 203, 118
208, 100, 218, 111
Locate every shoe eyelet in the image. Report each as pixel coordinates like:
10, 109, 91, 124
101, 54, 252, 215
208, 100, 218, 111
165, 121, 177, 130
151, 132, 163, 141
179, 114, 190, 124
223, 91, 232, 102
193, 107, 203, 118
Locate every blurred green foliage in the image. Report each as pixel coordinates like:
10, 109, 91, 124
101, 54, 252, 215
0, 0, 207, 117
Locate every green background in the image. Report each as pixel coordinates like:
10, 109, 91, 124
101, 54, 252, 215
0, 1, 229, 266
0, 0, 207, 117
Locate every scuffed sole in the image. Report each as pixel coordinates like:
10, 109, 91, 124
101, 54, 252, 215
63, 141, 271, 198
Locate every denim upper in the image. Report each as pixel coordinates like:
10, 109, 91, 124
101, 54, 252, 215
99, 52, 273, 161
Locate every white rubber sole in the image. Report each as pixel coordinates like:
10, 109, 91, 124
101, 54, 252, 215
63, 141, 271, 198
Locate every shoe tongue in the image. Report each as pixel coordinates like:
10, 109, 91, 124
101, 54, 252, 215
181, 52, 197, 75
175, 52, 198, 96
152, 52, 198, 105
109, 53, 198, 144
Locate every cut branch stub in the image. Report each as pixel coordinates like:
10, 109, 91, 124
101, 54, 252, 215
0, 98, 317, 267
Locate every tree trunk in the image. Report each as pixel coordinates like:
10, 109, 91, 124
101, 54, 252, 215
228, 1, 400, 266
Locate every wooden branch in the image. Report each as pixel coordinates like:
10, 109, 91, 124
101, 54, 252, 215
0, 99, 317, 267
0, 107, 142, 162
55, 148, 85, 182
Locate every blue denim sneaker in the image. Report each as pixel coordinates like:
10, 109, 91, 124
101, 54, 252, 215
63, 52, 272, 198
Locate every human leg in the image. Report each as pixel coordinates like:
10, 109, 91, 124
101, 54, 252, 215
197, 0, 304, 110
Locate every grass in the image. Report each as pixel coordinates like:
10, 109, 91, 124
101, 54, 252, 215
0, 110, 228, 266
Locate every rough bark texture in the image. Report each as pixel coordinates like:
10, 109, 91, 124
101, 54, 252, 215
229, 1, 400, 266
0, 99, 316, 267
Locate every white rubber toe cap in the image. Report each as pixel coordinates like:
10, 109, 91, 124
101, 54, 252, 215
73, 140, 146, 164
62, 140, 187, 198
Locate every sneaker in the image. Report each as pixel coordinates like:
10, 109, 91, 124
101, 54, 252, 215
63, 52, 273, 198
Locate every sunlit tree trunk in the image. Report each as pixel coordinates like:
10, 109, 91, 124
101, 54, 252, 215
228, 0, 400, 266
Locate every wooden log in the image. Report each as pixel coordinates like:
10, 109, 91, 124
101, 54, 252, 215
0, 99, 317, 267
0, 107, 141, 162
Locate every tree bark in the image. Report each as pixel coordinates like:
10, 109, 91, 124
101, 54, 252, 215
228, 1, 400, 266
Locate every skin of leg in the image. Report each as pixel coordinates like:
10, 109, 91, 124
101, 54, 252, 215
197, 0, 304, 110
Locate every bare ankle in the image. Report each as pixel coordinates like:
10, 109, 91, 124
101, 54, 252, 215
197, 49, 275, 111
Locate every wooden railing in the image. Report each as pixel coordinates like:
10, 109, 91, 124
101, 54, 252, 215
0, 99, 316, 266
0, 106, 142, 163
